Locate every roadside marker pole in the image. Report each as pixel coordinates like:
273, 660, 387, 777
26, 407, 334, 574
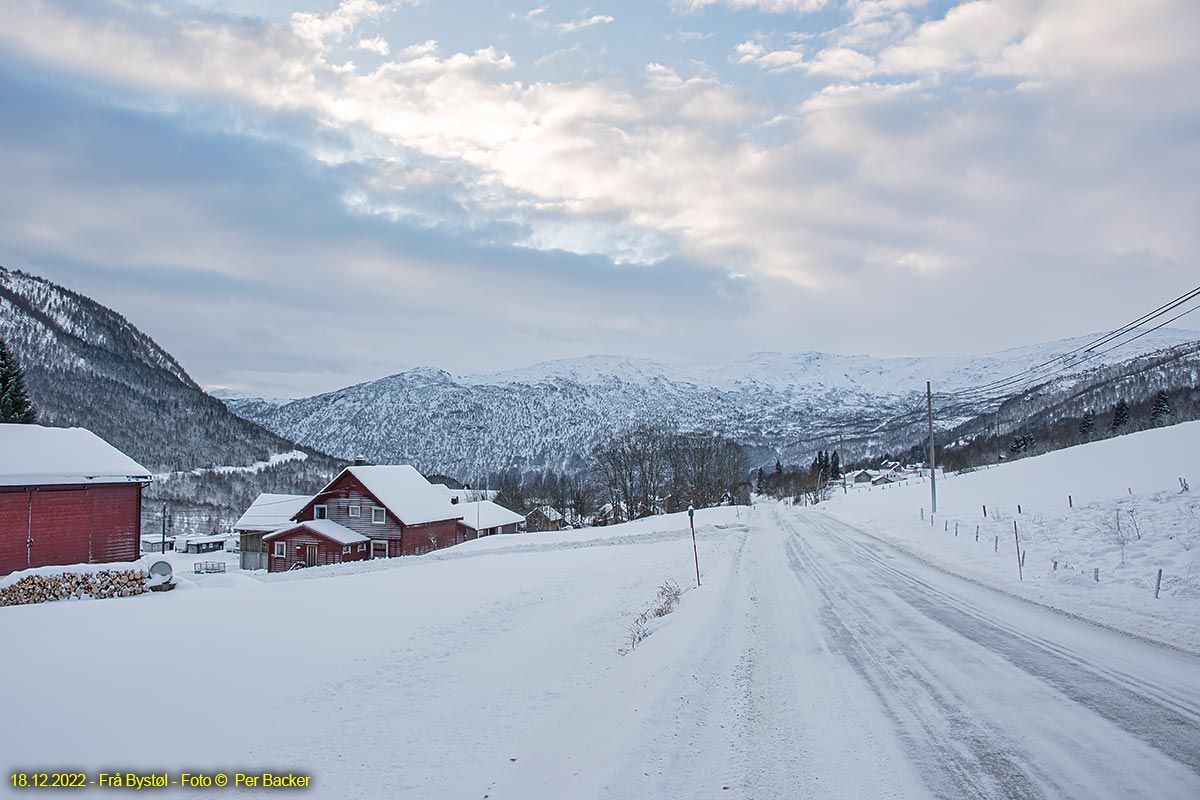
926, 381, 937, 514
1014, 521, 1023, 581
1154, 568, 1163, 599
688, 505, 701, 588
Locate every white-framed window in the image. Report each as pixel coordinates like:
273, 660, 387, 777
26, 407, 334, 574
342, 545, 351, 554
273, 542, 286, 557
348, 505, 361, 518
314, 505, 328, 520
357, 542, 367, 552
371, 507, 386, 524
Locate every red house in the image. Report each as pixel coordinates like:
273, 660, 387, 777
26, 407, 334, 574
270, 465, 462, 572
0, 424, 151, 576
262, 520, 371, 571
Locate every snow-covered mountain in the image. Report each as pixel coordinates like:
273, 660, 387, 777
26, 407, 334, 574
0, 265, 344, 532
226, 328, 1200, 481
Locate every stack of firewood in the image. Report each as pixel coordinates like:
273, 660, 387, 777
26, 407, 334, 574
0, 568, 149, 607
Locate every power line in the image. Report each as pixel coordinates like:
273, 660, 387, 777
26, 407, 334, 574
934, 285, 1200, 404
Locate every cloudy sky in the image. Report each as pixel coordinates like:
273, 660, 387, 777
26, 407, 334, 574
0, 0, 1197, 397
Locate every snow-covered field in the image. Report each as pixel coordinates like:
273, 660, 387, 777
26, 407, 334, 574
820, 420, 1200, 652
2, 425, 1199, 798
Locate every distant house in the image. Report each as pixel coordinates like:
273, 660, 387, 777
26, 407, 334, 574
234, 493, 311, 570
277, 465, 463, 571
140, 536, 175, 554
525, 505, 565, 532
263, 520, 370, 571
456, 500, 525, 540
846, 469, 875, 484
871, 473, 900, 486
0, 424, 151, 576
175, 533, 229, 554
432, 484, 500, 505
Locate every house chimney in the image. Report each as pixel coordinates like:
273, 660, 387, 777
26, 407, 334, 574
354, 456, 366, 466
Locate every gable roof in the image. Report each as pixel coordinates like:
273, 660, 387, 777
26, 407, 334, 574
263, 519, 370, 545
321, 465, 463, 526
527, 505, 563, 522
457, 500, 525, 531
432, 484, 499, 504
0, 424, 151, 487
234, 493, 312, 532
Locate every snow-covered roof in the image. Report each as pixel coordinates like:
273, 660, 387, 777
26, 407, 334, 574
457, 500, 525, 531
339, 465, 463, 525
177, 533, 229, 546
0, 424, 151, 486
263, 519, 369, 545
234, 493, 312, 532
432, 484, 499, 504
528, 505, 564, 521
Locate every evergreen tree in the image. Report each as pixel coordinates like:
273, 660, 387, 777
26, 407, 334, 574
756, 467, 765, 489
1110, 399, 1130, 431
829, 450, 841, 480
0, 338, 36, 424
1150, 390, 1171, 423
1079, 410, 1095, 435
774, 459, 782, 476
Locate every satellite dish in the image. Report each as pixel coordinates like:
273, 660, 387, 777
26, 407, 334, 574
149, 560, 173, 581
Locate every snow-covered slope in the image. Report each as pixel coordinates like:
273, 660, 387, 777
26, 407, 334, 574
821, 420, 1200, 648
227, 329, 1200, 480
0, 265, 344, 532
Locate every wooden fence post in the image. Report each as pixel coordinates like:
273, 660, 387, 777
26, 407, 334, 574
1154, 568, 1163, 599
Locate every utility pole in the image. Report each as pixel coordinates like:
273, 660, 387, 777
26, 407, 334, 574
926, 381, 937, 514
839, 433, 846, 492
161, 503, 168, 554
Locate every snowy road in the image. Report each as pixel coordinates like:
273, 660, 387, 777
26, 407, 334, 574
4, 503, 1199, 799
496, 505, 1200, 799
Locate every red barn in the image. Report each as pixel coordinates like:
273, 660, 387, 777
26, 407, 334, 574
271, 465, 462, 572
0, 424, 151, 576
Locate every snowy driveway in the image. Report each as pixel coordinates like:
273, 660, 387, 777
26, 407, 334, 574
495, 505, 1200, 799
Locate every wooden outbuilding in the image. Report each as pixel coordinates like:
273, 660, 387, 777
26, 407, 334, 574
0, 424, 150, 576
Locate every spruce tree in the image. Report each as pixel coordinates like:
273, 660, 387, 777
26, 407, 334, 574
1110, 399, 1130, 431
775, 459, 783, 476
1079, 410, 1095, 435
1150, 390, 1171, 423
0, 338, 37, 424
830, 450, 841, 480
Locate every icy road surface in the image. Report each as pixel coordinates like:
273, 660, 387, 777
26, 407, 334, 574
493, 504, 1200, 799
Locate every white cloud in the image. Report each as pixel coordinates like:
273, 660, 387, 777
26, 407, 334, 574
674, 0, 828, 12
0, 0, 1196, 328
558, 14, 614, 33
734, 38, 874, 79
356, 35, 390, 55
